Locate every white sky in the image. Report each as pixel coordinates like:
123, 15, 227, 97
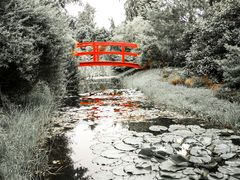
65, 0, 126, 29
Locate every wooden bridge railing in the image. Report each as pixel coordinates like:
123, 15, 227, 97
73, 42, 142, 69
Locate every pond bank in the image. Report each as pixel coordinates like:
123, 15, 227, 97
122, 69, 240, 128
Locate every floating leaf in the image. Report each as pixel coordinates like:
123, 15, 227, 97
220, 153, 236, 160
90, 143, 113, 155
138, 148, 155, 158
160, 171, 187, 179
121, 154, 138, 163
91, 171, 115, 180
159, 160, 185, 172
101, 149, 125, 159
123, 137, 143, 146
169, 124, 187, 132
149, 125, 168, 132
225, 159, 240, 167
214, 144, 231, 154
112, 165, 128, 176
182, 168, 196, 175
98, 136, 120, 144
92, 156, 121, 166
143, 134, 161, 144
173, 129, 195, 137
124, 164, 150, 175
114, 142, 136, 151
170, 154, 189, 166
187, 125, 206, 134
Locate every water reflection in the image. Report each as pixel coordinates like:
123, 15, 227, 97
46, 134, 89, 180
60, 89, 169, 179
47, 89, 240, 180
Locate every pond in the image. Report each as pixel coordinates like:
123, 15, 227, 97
46, 88, 240, 180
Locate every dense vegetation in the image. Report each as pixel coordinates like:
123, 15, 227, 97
0, 0, 79, 179
121, 0, 240, 100
0, 0, 239, 179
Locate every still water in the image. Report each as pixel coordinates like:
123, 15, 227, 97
47, 89, 240, 180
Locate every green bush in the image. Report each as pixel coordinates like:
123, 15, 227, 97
0, 0, 72, 98
186, 0, 240, 83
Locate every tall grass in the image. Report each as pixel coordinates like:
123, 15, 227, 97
123, 69, 240, 127
0, 82, 55, 179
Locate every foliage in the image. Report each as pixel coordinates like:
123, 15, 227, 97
112, 16, 160, 67
0, 83, 54, 179
123, 69, 240, 126
124, 0, 158, 21
75, 3, 96, 42
0, 0, 73, 98
186, 0, 240, 83
223, 45, 240, 89
147, 0, 208, 66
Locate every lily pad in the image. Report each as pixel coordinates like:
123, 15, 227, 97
97, 136, 120, 144
123, 136, 143, 146
92, 156, 121, 166
138, 148, 155, 158
214, 144, 231, 154
90, 143, 113, 155
182, 168, 196, 175
220, 153, 236, 160
225, 159, 240, 167
91, 171, 115, 180
200, 136, 212, 147
143, 134, 161, 144
207, 172, 227, 180
159, 160, 185, 172
114, 142, 136, 151
160, 171, 187, 179
173, 129, 195, 137
101, 149, 125, 159
170, 154, 189, 166
187, 125, 206, 134
168, 124, 187, 132
218, 166, 240, 176
127, 173, 157, 180
189, 155, 212, 164
149, 125, 168, 132
112, 165, 129, 176
161, 133, 178, 143
121, 154, 138, 163
124, 164, 150, 175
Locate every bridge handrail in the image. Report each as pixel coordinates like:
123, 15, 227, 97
75, 41, 138, 48
73, 41, 141, 68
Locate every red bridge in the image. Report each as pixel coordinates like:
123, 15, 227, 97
73, 42, 142, 69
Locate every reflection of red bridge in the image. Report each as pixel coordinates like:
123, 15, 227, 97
74, 42, 142, 68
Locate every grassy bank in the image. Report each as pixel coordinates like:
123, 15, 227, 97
0, 84, 54, 179
123, 69, 240, 127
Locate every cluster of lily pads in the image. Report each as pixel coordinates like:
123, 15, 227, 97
51, 89, 240, 180
89, 124, 240, 180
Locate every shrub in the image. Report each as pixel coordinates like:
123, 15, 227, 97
0, 0, 72, 98
186, 0, 240, 83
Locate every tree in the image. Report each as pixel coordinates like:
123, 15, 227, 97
124, 0, 158, 21
148, 0, 209, 66
112, 16, 160, 68
75, 3, 96, 42
0, 0, 73, 98
186, 0, 240, 82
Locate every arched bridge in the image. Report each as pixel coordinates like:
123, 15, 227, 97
73, 41, 142, 69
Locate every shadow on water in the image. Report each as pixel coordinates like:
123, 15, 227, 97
45, 135, 89, 180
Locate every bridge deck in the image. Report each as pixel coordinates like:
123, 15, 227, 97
79, 61, 141, 69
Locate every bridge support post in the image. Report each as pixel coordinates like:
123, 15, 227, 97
122, 45, 125, 63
